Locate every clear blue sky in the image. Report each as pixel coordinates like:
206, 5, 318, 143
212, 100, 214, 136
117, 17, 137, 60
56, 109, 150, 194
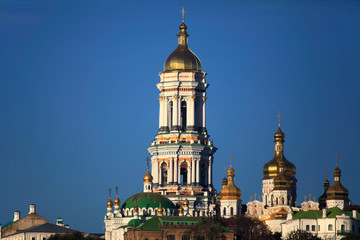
0, 0, 359, 233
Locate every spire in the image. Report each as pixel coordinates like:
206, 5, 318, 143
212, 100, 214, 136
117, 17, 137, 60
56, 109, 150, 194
114, 186, 120, 206
107, 188, 113, 209
143, 157, 153, 183
180, 7, 186, 23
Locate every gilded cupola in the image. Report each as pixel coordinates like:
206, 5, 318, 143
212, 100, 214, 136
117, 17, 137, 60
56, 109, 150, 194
262, 126, 296, 180
143, 165, 153, 183
114, 186, 121, 206
326, 163, 349, 201
219, 164, 242, 200
107, 189, 113, 208
163, 21, 202, 72
273, 156, 291, 190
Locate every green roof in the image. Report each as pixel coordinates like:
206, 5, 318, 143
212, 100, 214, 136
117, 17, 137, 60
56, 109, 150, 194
293, 207, 360, 220
127, 219, 141, 227
2, 221, 14, 228
121, 192, 176, 210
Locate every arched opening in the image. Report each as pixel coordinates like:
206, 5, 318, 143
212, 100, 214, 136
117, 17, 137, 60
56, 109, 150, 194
230, 207, 234, 216
223, 208, 226, 216
271, 195, 274, 206
280, 197, 284, 205
161, 162, 168, 186
181, 101, 187, 131
149, 209, 152, 215
180, 162, 188, 186
200, 161, 206, 186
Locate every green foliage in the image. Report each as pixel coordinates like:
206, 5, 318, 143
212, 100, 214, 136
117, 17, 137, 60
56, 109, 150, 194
186, 217, 226, 240
223, 215, 274, 240
47, 231, 102, 240
285, 230, 321, 240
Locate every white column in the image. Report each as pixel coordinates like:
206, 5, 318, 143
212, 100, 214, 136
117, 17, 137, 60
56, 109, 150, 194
168, 158, 173, 184
159, 163, 162, 185
174, 159, 178, 184
198, 99, 203, 130
187, 164, 191, 185
191, 159, 196, 184
196, 159, 200, 185
159, 97, 163, 129
164, 98, 169, 129
189, 96, 196, 130
202, 97, 206, 130
208, 159, 212, 186
152, 160, 158, 184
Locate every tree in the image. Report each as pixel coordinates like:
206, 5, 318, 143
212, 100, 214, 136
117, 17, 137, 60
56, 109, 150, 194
341, 234, 360, 240
285, 230, 321, 240
223, 215, 274, 240
48, 231, 102, 240
186, 217, 226, 240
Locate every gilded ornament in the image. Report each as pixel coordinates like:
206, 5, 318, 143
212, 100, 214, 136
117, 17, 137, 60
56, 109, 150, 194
173, 94, 179, 100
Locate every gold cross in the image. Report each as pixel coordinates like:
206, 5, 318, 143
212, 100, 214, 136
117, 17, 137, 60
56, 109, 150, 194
115, 186, 118, 196
108, 188, 112, 198
325, 169, 329, 179
223, 165, 227, 177
180, 7, 187, 23
146, 157, 150, 169
335, 153, 340, 167
229, 155, 233, 167
276, 111, 283, 127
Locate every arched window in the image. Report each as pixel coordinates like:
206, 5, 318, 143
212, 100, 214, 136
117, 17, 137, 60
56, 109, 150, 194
223, 208, 226, 216
230, 207, 234, 216
161, 162, 168, 186
149, 209, 152, 215
328, 224, 333, 231
180, 163, 188, 186
181, 101, 187, 131
131, 210, 133, 216
200, 161, 206, 186
280, 197, 284, 205
143, 210, 146, 216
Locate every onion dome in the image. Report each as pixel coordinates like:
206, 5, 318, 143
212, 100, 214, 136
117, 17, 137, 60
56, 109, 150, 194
319, 176, 331, 209
157, 203, 164, 215
134, 203, 139, 213
107, 198, 113, 208
179, 204, 184, 214
163, 22, 201, 72
263, 127, 296, 180
326, 164, 349, 201
219, 164, 242, 200
183, 198, 189, 208
143, 166, 153, 183
121, 192, 176, 211
114, 196, 120, 206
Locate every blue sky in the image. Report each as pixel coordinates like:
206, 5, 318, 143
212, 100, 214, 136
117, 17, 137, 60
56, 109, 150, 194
0, 0, 359, 233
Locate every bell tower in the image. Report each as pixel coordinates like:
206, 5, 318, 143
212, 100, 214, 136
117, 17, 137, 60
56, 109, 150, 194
148, 15, 217, 215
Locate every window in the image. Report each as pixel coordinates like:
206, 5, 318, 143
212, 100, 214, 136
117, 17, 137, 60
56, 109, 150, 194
306, 225, 310, 231
223, 208, 226, 216
32, 238, 36, 240
230, 207, 234, 216
180, 164, 188, 186
341, 224, 345, 231
169, 101, 173, 128
161, 162, 168, 186
328, 224, 333, 231
167, 235, 175, 240
149, 209, 152, 215
318, 225, 320, 231
312, 225, 315, 231
181, 101, 187, 131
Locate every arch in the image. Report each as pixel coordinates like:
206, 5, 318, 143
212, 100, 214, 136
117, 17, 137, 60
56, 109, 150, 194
280, 197, 285, 205
230, 207, 234, 216
199, 160, 207, 186
161, 162, 168, 186
180, 161, 189, 186
181, 100, 187, 131
223, 207, 226, 216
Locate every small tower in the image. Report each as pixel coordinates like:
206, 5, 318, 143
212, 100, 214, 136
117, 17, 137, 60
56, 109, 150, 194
114, 186, 121, 215
318, 174, 330, 209
143, 158, 153, 193
326, 162, 349, 209
262, 118, 297, 207
219, 162, 242, 218
106, 188, 113, 216
157, 203, 164, 216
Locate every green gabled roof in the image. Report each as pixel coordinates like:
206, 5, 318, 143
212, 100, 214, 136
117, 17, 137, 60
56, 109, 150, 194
2, 221, 14, 228
293, 207, 360, 220
136, 216, 162, 231
121, 192, 176, 210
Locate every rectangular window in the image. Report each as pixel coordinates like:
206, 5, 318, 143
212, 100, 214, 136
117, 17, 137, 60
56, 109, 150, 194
318, 225, 320, 231
32, 238, 36, 240
167, 235, 175, 240
328, 224, 333, 231
312, 225, 315, 231
306, 225, 310, 231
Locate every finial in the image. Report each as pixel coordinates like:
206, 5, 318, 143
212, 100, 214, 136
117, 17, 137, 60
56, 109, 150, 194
108, 188, 112, 198
276, 111, 282, 127
224, 165, 227, 178
325, 169, 329, 179
229, 155, 233, 167
304, 195, 307, 201
254, 193, 257, 200
335, 153, 340, 167
146, 157, 150, 170
250, 195, 253, 201
309, 193, 312, 200
180, 7, 187, 23
115, 186, 119, 197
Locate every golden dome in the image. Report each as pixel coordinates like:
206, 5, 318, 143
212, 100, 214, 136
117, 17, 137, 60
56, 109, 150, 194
114, 196, 120, 206
163, 22, 201, 72
183, 198, 189, 208
157, 203, 164, 215
134, 204, 139, 213
219, 165, 242, 200
326, 165, 349, 201
263, 127, 296, 180
143, 169, 153, 183
107, 199, 113, 208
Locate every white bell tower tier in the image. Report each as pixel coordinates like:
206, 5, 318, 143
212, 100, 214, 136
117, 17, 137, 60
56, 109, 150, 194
148, 20, 217, 216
